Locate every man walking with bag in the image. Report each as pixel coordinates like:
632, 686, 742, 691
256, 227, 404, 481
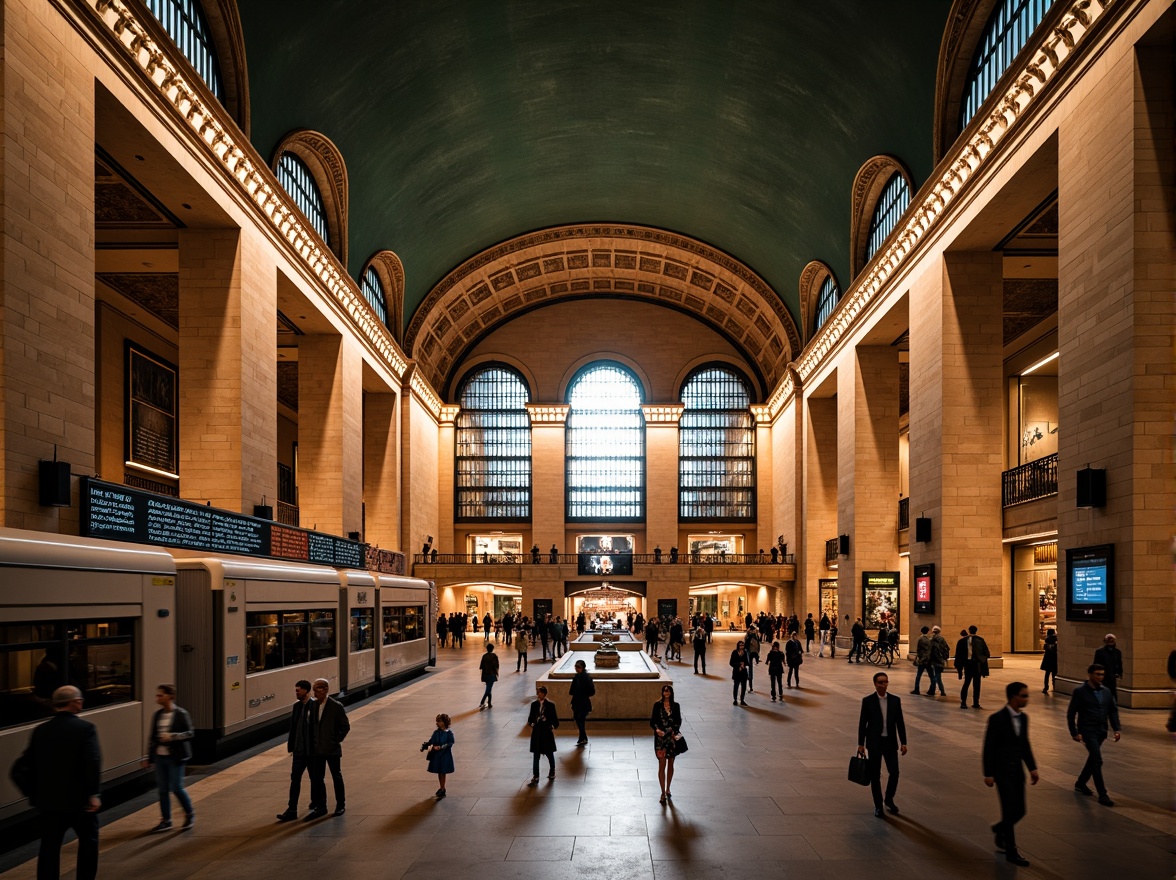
856, 672, 907, 818
983, 681, 1039, 867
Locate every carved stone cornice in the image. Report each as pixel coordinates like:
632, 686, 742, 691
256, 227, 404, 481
438, 404, 461, 425
525, 404, 570, 424
406, 224, 801, 394
272, 128, 349, 267
641, 404, 685, 425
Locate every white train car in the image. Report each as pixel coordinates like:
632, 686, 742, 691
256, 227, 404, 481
0, 529, 176, 822
338, 568, 379, 695
173, 556, 342, 760
375, 574, 434, 684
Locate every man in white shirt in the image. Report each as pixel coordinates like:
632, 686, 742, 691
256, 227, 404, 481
856, 672, 908, 818
982, 681, 1038, 867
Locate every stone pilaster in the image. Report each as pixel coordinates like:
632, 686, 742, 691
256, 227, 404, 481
908, 252, 1004, 657
526, 404, 569, 554
802, 395, 838, 619
297, 334, 363, 537
363, 391, 401, 550
642, 404, 683, 554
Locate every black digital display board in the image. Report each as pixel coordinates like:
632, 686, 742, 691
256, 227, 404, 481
81, 477, 363, 568
1066, 544, 1114, 622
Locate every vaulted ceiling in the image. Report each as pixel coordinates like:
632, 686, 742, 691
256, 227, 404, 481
238, 1, 948, 338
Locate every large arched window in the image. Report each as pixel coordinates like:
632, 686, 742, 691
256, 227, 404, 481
813, 276, 840, 334
679, 367, 755, 521
961, 0, 1051, 130
865, 172, 911, 263
566, 364, 645, 521
144, 0, 224, 102
276, 152, 330, 247
360, 266, 388, 325
455, 366, 531, 521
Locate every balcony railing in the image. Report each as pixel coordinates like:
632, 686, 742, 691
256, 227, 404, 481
414, 552, 795, 566
898, 496, 909, 530
1002, 453, 1058, 507
276, 500, 300, 526
825, 538, 840, 565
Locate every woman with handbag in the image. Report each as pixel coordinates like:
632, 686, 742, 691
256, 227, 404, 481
650, 684, 683, 803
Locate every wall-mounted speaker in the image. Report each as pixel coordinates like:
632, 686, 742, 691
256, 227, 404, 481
838, 534, 849, 556
253, 504, 274, 520
914, 517, 932, 543
1076, 467, 1106, 509
39, 460, 71, 507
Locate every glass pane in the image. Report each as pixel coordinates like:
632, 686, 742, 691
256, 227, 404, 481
455, 366, 532, 519
281, 621, 309, 667
143, 0, 224, 101
961, 0, 1052, 129
349, 608, 374, 652
277, 153, 331, 245
308, 611, 335, 661
382, 607, 403, 645
865, 173, 911, 262
246, 625, 280, 673
566, 364, 645, 520
68, 639, 133, 709
679, 368, 755, 519
0, 646, 62, 727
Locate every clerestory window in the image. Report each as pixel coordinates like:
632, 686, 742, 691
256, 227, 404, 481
144, 0, 224, 102
566, 364, 645, 521
455, 366, 531, 521
276, 152, 331, 247
813, 276, 840, 334
961, 0, 1052, 130
360, 266, 388, 325
865, 172, 911, 263
679, 367, 755, 521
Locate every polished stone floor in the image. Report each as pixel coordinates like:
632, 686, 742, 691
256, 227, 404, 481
3, 634, 1172, 879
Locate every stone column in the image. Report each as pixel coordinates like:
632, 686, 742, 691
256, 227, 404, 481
837, 345, 901, 637
802, 395, 838, 621
399, 369, 440, 560
1054, 41, 1175, 707
297, 334, 363, 537
0, 3, 95, 530
642, 404, 683, 555
908, 252, 1004, 659
363, 390, 400, 550
433, 405, 458, 556
526, 404, 568, 556
178, 228, 277, 513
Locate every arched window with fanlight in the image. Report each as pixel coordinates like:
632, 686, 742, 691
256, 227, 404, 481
865, 172, 911, 263
360, 266, 388, 325
679, 366, 755, 521
276, 152, 330, 247
961, 0, 1052, 131
566, 363, 645, 521
143, 0, 224, 102
813, 276, 840, 334
455, 366, 531, 521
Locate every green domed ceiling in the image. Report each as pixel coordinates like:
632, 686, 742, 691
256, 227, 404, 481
239, 0, 949, 332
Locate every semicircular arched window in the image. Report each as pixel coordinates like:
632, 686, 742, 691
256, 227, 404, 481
455, 366, 532, 521
566, 363, 645, 521
813, 276, 841, 334
961, 0, 1051, 131
360, 266, 388, 325
865, 172, 911, 263
679, 367, 755, 521
144, 0, 224, 102
276, 152, 330, 247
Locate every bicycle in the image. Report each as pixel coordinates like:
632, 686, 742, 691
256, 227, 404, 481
865, 639, 895, 667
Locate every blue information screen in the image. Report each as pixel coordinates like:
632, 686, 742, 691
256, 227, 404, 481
1066, 544, 1114, 622
1071, 560, 1108, 604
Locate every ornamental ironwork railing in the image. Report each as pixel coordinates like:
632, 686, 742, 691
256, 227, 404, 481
898, 496, 910, 530
1002, 453, 1058, 507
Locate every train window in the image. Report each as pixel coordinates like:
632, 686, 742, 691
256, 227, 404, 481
0, 619, 134, 729
350, 608, 374, 652
245, 609, 336, 674
382, 605, 426, 644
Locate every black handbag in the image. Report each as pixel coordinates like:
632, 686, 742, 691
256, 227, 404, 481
847, 753, 870, 786
673, 735, 689, 755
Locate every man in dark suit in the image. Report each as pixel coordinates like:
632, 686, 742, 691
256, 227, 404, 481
1067, 663, 1121, 806
304, 678, 350, 820
856, 672, 908, 818
954, 624, 990, 709
1092, 633, 1124, 702
19, 685, 101, 880
276, 679, 313, 822
983, 681, 1039, 867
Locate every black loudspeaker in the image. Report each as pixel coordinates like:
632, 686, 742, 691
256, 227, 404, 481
39, 460, 72, 507
1076, 467, 1106, 509
838, 534, 849, 556
914, 517, 932, 543
253, 504, 274, 520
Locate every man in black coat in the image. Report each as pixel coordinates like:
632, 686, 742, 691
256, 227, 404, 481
276, 679, 313, 821
569, 660, 595, 745
954, 624, 991, 709
856, 672, 908, 818
527, 686, 560, 783
1066, 663, 1121, 806
1092, 633, 1124, 702
304, 679, 351, 820
848, 618, 867, 663
19, 685, 101, 880
983, 681, 1039, 867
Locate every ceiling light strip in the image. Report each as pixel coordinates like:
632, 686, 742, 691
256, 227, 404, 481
793, 0, 1112, 385
84, 0, 412, 384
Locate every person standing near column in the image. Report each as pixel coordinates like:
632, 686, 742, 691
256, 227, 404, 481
983, 681, 1038, 867
818, 612, 830, 657
1066, 664, 1121, 806
1040, 628, 1058, 693
1092, 634, 1124, 703
515, 617, 530, 671
17, 686, 101, 880
804, 614, 816, 653
143, 684, 195, 832
478, 642, 499, 709
954, 625, 990, 709
569, 659, 595, 746
856, 672, 907, 818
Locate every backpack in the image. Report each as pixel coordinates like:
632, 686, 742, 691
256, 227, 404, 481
930, 636, 949, 665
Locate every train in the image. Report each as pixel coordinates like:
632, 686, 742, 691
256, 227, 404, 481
0, 528, 435, 823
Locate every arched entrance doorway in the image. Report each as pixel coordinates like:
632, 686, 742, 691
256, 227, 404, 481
565, 582, 646, 628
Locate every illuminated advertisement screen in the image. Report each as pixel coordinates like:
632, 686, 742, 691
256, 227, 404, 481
1066, 544, 1114, 622
913, 563, 934, 615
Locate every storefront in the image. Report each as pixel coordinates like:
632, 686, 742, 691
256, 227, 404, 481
1011, 541, 1057, 651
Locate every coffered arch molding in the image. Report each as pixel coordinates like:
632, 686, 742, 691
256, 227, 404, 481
407, 224, 800, 395
798, 259, 841, 345
271, 128, 349, 266
849, 155, 914, 279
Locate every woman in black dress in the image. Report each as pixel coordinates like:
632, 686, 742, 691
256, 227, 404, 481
1040, 628, 1058, 693
650, 684, 682, 803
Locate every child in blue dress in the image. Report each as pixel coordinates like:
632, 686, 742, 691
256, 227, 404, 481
423, 713, 454, 798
